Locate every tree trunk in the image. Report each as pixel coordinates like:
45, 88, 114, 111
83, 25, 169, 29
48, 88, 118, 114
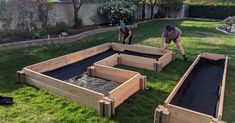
142, 1, 146, 21
74, 8, 79, 28
150, 4, 154, 19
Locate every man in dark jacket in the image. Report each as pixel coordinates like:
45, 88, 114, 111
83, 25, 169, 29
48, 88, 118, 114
162, 24, 187, 61
118, 21, 132, 44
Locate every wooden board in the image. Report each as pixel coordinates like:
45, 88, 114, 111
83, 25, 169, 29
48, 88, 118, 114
111, 43, 169, 55
158, 51, 173, 68
119, 54, 157, 71
216, 55, 228, 120
201, 52, 226, 61
108, 74, 141, 107
25, 76, 103, 111
168, 104, 213, 123
95, 54, 119, 67
92, 64, 138, 83
164, 54, 202, 105
23, 68, 105, 111
26, 43, 111, 73
156, 53, 228, 123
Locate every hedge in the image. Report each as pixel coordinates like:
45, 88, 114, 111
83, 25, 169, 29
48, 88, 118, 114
188, 5, 235, 19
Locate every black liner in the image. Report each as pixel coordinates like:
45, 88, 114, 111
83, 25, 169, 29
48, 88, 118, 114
43, 48, 162, 80
171, 58, 225, 117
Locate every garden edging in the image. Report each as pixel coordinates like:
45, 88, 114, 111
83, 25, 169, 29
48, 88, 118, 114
0, 24, 138, 51
0, 18, 222, 51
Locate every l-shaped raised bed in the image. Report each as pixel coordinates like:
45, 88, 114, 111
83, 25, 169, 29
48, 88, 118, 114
17, 43, 174, 118
154, 53, 228, 123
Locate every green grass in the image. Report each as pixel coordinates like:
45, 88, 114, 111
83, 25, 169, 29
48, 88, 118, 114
0, 19, 235, 123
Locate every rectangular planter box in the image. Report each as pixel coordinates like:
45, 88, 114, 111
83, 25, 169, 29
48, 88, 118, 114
17, 43, 173, 118
154, 53, 228, 123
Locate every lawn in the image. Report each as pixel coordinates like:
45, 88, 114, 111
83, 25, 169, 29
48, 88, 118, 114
0, 19, 234, 123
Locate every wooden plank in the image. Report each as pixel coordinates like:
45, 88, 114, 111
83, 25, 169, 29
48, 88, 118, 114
154, 105, 169, 123
16, 70, 25, 84
119, 54, 156, 71
201, 52, 226, 61
26, 55, 68, 73
95, 54, 119, 67
25, 76, 103, 111
164, 54, 201, 105
140, 76, 147, 90
168, 104, 213, 123
23, 68, 105, 105
111, 43, 169, 55
26, 43, 111, 73
158, 51, 173, 68
104, 97, 115, 115
67, 43, 111, 64
93, 64, 138, 83
104, 101, 112, 119
108, 74, 141, 107
99, 100, 105, 116
216, 55, 228, 120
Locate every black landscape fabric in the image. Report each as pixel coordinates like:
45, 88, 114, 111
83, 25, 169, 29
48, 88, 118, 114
43, 48, 162, 80
171, 58, 225, 117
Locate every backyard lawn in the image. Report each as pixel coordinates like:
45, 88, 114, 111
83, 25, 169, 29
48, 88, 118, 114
0, 19, 234, 123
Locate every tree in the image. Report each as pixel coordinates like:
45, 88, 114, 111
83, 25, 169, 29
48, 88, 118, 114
156, 0, 184, 17
36, 0, 52, 28
142, 0, 146, 20
72, 0, 83, 28
149, 0, 157, 19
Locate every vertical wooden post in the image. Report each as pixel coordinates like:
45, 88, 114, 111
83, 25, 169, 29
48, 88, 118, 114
172, 52, 176, 61
104, 97, 115, 115
154, 105, 169, 123
104, 101, 112, 119
99, 100, 105, 117
140, 76, 147, 90
87, 66, 95, 76
99, 99, 113, 119
155, 62, 162, 72
16, 71, 25, 84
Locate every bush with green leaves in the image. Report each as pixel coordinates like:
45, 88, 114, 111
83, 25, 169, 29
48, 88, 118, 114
28, 27, 41, 39
99, 0, 137, 24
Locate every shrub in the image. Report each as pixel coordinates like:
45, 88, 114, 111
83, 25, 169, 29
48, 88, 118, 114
55, 22, 69, 33
0, 29, 16, 39
28, 27, 41, 39
188, 5, 235, 19
75, 17, 82, 27
43, 22, 69, 35
98, 0, 137, 24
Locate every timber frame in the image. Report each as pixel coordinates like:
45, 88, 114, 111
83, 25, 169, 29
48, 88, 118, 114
154, 53, 228, 123
17, 43, 173, 118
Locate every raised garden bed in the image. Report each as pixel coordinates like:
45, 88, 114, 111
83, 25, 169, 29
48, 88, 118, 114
154, 53, 228, 123
17, 43, 174, 118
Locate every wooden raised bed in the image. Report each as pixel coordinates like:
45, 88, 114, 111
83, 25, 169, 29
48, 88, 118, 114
111, 43, 175, 72
17, 43, 173, 118
154, 53, 228, 123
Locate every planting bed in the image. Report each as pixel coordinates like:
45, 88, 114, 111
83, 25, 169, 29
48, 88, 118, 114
154, 53, 228, 123
17, 43, 174, 118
